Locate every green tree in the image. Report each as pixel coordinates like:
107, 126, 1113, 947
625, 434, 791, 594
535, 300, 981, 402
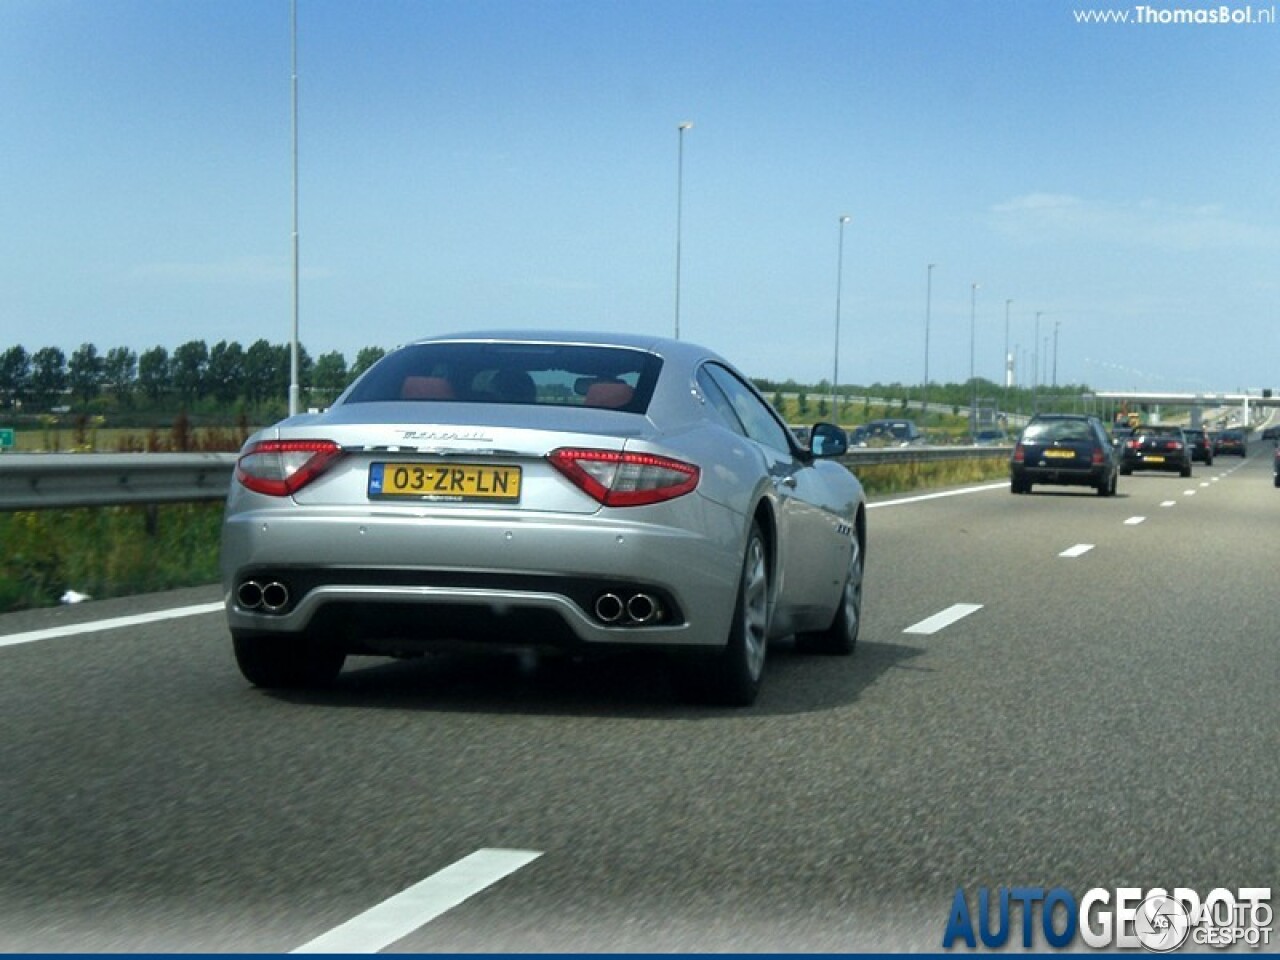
103, 347, 137, 408
312, 350, 348, 400
68, 343, 104, 407
137, 346, 170, 403
30, 346, 68, 409
351, 345, 386, 380
170, 340, 209, 406
207, 340, 246, 407
0, 345, 30, 410
243, 339, 279, 407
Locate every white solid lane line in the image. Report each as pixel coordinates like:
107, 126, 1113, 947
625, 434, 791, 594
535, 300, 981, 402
0, 601, 224, 648
868, 482, 1008, 509
1059, 544, 1095, 558
291, 848, 544, 954
904, 603, 983, 636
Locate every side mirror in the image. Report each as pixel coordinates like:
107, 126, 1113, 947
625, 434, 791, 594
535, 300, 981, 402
810, 422, 848, 458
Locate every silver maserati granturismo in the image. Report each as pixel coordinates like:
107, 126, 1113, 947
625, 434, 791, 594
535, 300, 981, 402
220, 331, 866, 705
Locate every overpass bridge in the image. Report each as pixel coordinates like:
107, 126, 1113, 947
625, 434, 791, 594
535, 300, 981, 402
1089, 391, 1279, 429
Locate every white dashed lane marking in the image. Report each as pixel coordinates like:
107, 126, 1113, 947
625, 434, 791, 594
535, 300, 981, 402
1059, 544, 1095, 558
292, 848, 543, 954
904, 603, 983, 636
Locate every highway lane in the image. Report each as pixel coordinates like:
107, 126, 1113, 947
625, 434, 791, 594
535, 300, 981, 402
0, 450, 1276, 952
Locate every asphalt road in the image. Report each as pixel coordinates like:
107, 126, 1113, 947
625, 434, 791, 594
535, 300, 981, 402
1, 447, 1276, 952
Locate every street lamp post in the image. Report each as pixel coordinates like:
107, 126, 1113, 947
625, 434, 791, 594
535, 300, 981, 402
832, 215, 851, 420
1053, 318, 1061, 388
923, 263, 935, 414
1004, 299, 1013, 391
1034, 310, 1043, 412
969, 283, 980, 437
674, 121, 693, 340
288, 0, 301, 417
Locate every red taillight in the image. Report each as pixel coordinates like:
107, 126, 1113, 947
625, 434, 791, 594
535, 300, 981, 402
548, 448, 700, 507
235, 439, 344, 496
1012, 443, 1025, 464
1092, 448, 1105, 465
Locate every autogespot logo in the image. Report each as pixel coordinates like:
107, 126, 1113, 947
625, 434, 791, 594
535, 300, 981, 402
942, 886, 1273, 951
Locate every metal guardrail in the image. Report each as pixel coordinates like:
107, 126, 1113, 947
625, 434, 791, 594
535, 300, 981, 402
0, 453, 238, 510
0, 446, 1010, 512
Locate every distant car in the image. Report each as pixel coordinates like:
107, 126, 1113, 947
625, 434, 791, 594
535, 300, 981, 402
1182, 427, 1214, 465
220, 330, 867, 707
847, 425, 869, 446
1274, 444, 1280, 487
1010, 413, 1119, 496
973, 429, 1008, 446
864, 418, 922, 446
1214, 429, 1247, 457
1262, 425, 1280, 442
1120, 425, 1193, 477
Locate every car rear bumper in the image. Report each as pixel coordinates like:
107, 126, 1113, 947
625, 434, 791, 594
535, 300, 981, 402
1011, 465, 1108, 487
220, 501, 743, 652
1120, 455, 1189, 472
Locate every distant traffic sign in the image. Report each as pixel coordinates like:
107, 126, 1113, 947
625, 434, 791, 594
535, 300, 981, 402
0, 428, 14, 450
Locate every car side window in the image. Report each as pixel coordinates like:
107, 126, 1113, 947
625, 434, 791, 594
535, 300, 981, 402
695, 367, 747, 437
702, 363, 792, 454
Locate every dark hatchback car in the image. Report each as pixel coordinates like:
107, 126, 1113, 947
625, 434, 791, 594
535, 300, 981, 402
1120, 425, 1193, 477
1214, 429, 1248, 457
1183, 427, 1214, 465
1010, 414, 1119, 496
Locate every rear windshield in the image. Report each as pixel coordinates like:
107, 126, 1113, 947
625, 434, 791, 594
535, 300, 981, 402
341, 342, 662, 414
1023, 420, 1094, 443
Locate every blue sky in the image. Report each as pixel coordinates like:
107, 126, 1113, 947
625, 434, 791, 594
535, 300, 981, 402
3, 0, 1278, 392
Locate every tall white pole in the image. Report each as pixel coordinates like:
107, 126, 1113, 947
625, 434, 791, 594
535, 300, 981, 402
1004, 298, 1013, 390
289, 0, 301, 416
832, 215, 851, 419
674, 121, 692, 340
923, 263, 935, 414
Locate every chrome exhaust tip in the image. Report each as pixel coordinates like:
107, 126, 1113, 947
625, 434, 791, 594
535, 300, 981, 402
260, 581, 290, 613
626, 593, 661, 624
594, 593, 625, 624
237, 580, 264, 610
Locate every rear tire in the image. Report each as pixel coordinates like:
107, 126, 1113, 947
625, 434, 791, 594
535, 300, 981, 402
674, 522, 769, 707
797, 537, 863, 656
232, 631, 346, 689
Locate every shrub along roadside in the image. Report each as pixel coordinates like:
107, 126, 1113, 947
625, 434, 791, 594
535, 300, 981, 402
0, 503, 224, 613
0, 456, 1010, 614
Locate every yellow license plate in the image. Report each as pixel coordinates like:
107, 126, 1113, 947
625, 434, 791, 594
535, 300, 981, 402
1044, 449, 1075, 459
1145, 455, 1165, 463
369, 462, 522, 501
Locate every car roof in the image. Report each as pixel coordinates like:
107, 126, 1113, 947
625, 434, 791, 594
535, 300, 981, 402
407, 329, 723, 365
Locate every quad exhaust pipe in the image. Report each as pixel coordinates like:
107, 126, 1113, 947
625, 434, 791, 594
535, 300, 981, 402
593, 591, 663, 626
237, 579, 291, 614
